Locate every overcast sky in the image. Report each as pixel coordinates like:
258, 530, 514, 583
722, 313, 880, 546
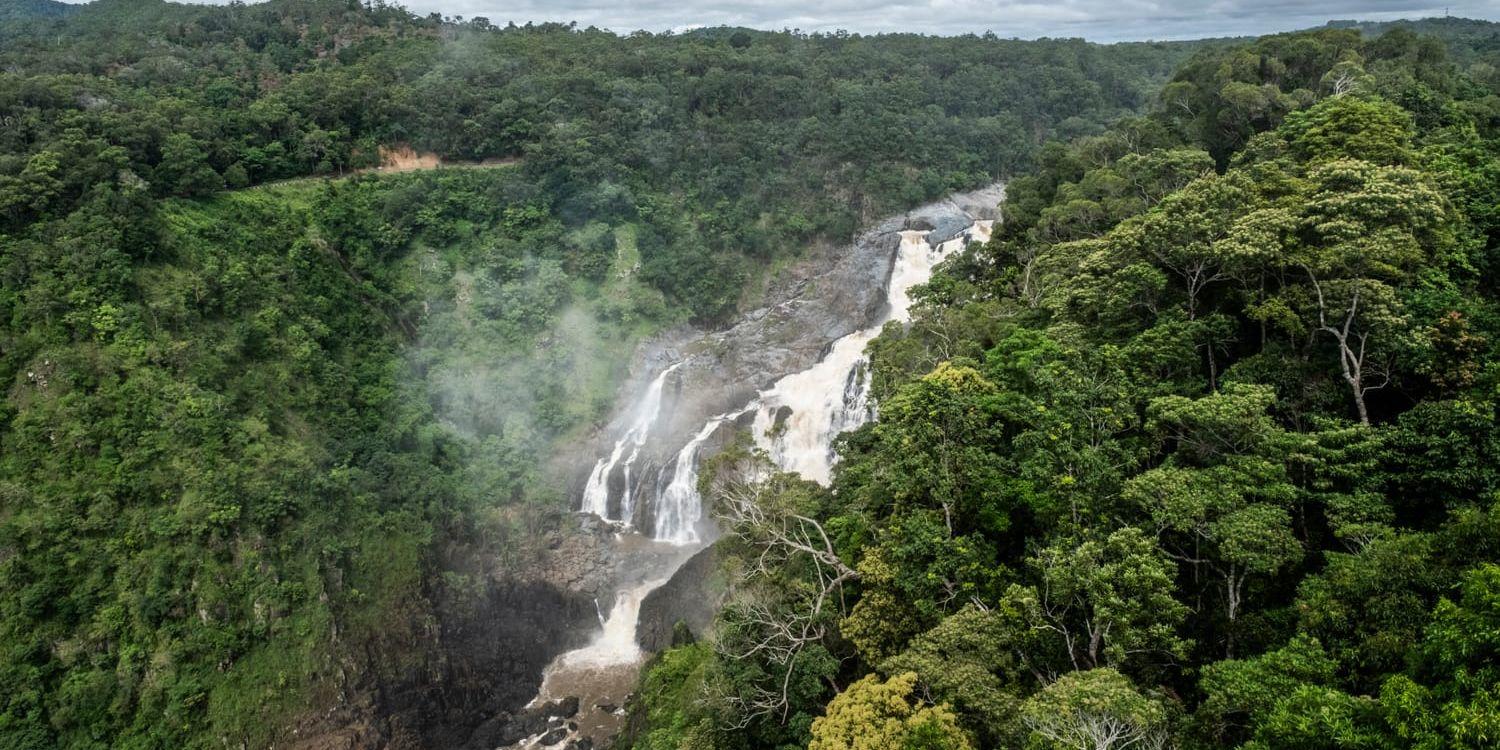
60, 0, 1500, 42
384, 1, 1497, 42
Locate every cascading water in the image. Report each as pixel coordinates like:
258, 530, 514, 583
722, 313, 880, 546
580, 363, 682, 524
548, 579, 663, 670
512, 204, 997, 750
510, 570, 679, 749
653, 405, 757, 544
752, 220, 994, 484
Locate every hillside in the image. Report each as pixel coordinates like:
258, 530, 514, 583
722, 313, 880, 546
1336, 16, 1500, 55
2, 1, 1498, 747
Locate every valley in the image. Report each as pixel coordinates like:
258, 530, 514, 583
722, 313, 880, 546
0, 2, 1497, 749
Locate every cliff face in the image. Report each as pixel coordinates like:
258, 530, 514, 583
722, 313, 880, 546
284, 514, 617, 749
402, 581, 597, 748
416, 516, 622, 749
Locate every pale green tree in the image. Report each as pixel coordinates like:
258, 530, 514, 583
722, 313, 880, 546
1021, 668, 1171, 750
809, 672, 975, 750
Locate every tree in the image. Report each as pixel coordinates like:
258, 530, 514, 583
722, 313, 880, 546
866, 363, 1010, 536
1318, 58, 1371, 98
880, 606, 1030, 746
153, 133, 223, 197
1127, 385, 1301, 654
709, 451, 857, 726
1283, 95, 1414, 165
809, 672, 974, 750
1114, 171, 1254, 324
1291, 158, 1447, 424
0, 150, 63, 223
1243, 685, 1386, 750
990, 334, 1144, 529
1295, 531, 1445, 679
1009, 528, 1188, 672
1021, 668, 1170, 750
1113, 149, 1215, 207
1196, 634, 1338, 744
842, 546, 928, 664
1380, 564, 1500, 750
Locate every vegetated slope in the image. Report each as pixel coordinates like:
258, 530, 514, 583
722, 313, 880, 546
0, 0, 1211, 323
628, 22, 1500, 750
0, 1, 1219, 746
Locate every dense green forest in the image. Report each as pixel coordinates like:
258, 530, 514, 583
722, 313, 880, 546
628, 20, 1500, 750
0, 0, 1221, 746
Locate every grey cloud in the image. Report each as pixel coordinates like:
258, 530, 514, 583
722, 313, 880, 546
405, 0, 1499, 41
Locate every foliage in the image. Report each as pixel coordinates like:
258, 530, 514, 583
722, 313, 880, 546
629, 643, 721, 750
633, 18, 1500, 750
1020, 668, 1170, 750
0, 2, 1231, 745
5, 2, 1500, 746
808, 672, 974, 750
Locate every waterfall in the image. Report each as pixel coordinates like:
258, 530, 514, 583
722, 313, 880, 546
580, 363, 682, 523
580, 221, 994, 528
653, 405, 756, 545
652, 422, 716, 545
551, 579, 664, 669
752, 221, 993, 484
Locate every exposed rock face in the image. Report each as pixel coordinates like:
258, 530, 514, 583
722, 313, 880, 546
418, 517, 616, 748
458, 696, 580, 750
527, 513, 620, 600
635, 543, 725, 652
950, 183, 1008, 221
284, 514, 617, 750
368, 583, 592, 749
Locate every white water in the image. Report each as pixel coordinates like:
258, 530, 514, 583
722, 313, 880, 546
752, 220, 993, 484
580, 363, 682, 524
549, 578, 664, 670
514, 573, 675, 749
653, 405, 757, 544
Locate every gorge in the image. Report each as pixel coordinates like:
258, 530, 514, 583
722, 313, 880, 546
494, 186, 1003, 749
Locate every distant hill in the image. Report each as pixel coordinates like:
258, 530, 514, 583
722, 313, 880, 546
1327, 16, 1500, 61
0, 0, 79, 21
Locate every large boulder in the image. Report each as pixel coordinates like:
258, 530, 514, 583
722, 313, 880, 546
636, 543, 726, 652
